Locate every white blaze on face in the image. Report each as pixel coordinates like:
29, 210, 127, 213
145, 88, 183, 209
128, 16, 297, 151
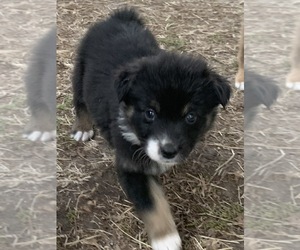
146, 137, 178, 166
146, 138, 161, 162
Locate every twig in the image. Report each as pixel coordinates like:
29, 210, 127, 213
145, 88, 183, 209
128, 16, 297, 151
111, 221, 151, 248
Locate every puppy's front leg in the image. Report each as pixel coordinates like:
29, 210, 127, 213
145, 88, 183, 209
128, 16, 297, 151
117, 170, 181, 250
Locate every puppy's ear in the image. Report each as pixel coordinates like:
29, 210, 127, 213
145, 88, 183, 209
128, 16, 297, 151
211, 73, 232, 108
115, 69, 137, 103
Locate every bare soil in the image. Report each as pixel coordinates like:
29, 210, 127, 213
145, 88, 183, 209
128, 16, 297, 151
245, 0, 300, 249
0, 1, 56, 249
56, 1, 243, 249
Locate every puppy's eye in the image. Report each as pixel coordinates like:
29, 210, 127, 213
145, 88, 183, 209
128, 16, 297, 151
145, 109, 156, 122
185, 112, 197, 124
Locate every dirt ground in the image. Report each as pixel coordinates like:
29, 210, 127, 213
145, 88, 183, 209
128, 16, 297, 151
0, 1, 56, 249
2, 0, 300, 249
245, 0, 300, 249
56, 1, 243, 250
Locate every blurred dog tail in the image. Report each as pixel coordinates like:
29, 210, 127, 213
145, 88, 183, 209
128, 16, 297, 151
110, 7, 144, 26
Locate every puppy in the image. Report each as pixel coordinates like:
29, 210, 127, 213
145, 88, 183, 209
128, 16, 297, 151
23, 27, 56, 142
71, 8, 231, 250
245, 69, 279, 128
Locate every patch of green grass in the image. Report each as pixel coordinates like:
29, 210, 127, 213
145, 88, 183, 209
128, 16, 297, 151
202, 202, 243, 231
208, 33, 224, 44
247, 202, 300, 230
66, 208, 77, 224
57, 95, 73, 111
232, 60, 239, 69
159, 36, 186, 51
16, 208, 32, 224
0, 122, 6, 133
282, 60, 291, 70
0, 97, 25, 110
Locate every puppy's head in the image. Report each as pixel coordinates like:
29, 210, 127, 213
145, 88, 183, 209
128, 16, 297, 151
116, 52, 231, 166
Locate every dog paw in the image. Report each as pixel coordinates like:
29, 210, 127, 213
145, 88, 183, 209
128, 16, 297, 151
71, 130, 94, 142
23, 130, 56, 142
286, 81, 300, 90
235, 81, 244, 90
151, 232, 182, 250
23, 114, 55, 142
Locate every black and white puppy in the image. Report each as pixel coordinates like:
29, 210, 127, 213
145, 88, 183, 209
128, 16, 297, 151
23, 27, 56, 142
71, 8, 231, 250
245, 69, 280, 128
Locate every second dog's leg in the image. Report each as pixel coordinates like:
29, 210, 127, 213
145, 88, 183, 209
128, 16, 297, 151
286, 23, 300, 90
235, 25, 244, 90
23, 104, 56, 142
117, 169, 182, 250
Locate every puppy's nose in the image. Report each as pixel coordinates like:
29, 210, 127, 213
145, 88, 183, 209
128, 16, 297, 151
161, 143, 177, 159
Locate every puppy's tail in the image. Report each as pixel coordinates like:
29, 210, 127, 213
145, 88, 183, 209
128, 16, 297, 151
110, 7, 144, 26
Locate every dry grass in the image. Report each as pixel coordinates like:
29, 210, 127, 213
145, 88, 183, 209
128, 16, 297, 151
57, 0, 243, 249
245, 0, 300, 249
0, 1, 56, 249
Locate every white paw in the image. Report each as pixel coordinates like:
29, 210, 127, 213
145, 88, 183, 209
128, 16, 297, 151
286, 81, 300, 90
40, 130, 56, 142
235, 81, 244, 90
151, 232, 182, 250
23, 130, 56, 142
71, 130, 94, 142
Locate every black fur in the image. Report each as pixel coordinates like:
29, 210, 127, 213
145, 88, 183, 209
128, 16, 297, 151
72, 7, 231, 242
245, 69, 280, 127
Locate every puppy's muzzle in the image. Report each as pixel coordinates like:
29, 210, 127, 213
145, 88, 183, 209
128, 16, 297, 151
160, 143, 178, 159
